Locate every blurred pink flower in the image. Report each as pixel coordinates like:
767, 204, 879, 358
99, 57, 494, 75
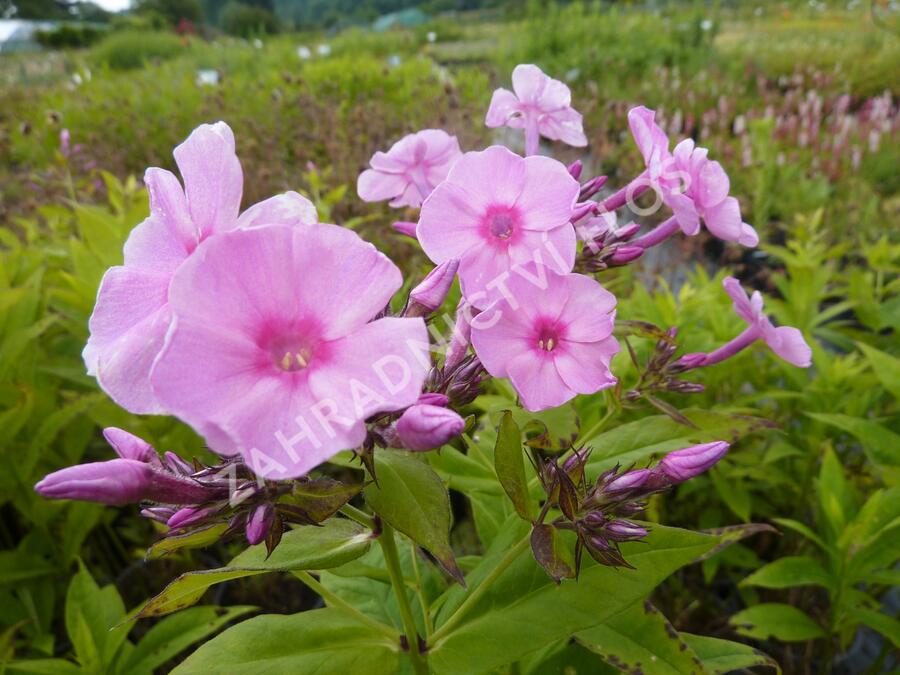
357, 129, 462, 208
150, 223, 428, 479
470, 264, 618, 411
417, 145, 579, 299
677, 277, 812, 369
486, 64, 587, 155
627, 106, 669, 180
83, 122, 317, 414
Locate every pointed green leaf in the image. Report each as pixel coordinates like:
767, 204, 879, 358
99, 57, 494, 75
741, 556, 832, 590
364, 449, 462, 583
145, 524, 229, 560
681, 633, 781, 674
172, 608, 401, 674
730, 604, 825, 642
857, 342, 900, 401
807, 413, 900, 469
530, 524, 574, 583
137, 519, 371, 618
494, 411, 532, 521
577, 602, 706, 675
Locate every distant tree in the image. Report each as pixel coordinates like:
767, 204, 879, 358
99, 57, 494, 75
220, 0, 278, 35
135, 0, 203, 26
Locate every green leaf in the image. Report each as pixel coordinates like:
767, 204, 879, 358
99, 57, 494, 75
772, 517, 827, 551
6, 659, 82, 674
817, 446, 854, 538
145, 524, 229, 560
741, 556, 832, 590
850, 607, 900, 649
807, 413, 900, 469
123, 606, 256, 674
137, 520, 371, 618
494, 411, 532, 521
857, 342, 900, 401
171, 608, 401, 674
729, 604, 825, 642
364, 449, 462, 583
583, 410, 769, 477
576, 601, 705, 675
286, 477, 361, 523
681, 633, 781, 674
429, 522, 720, 674
709, 468, 752, 521
64, 562, 128, 670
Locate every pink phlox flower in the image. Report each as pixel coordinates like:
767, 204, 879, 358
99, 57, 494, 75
83, 122, 317, 414
417, 145, 579, 300
724, 276, 812, 367
357, 129, 462, 208
486, 64, 588, 153
469, 263, 619, 411
150, 223, 429, 479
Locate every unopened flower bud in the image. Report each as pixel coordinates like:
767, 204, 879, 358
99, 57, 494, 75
606, 469, 651, 493
35, 459, 210, 506
606, 519, 648, 541
407, 259, 459, 317
395, 404, 465, 451
609, 245, 644, 265
164, 451, 194, 475
567, 160, 583, 180
672, 352, 708, 371
392, 221, 418, 239
571, 201, 596, 223
103, 427, 157, 463
444, 301, 473, 370
582, 511, 607, 529
588, 534, 611, 551
417, 392, 450, 407
611, 222, 641, 242
141, 506, 176, 523
660, 441, 729, 483
167, 505, 220, 529
580, 175, 608, 200
246, 503, 274, 545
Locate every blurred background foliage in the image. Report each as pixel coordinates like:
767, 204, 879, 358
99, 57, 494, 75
0, 0, 898, 672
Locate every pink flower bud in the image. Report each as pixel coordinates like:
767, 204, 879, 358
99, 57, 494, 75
609, 245, 644, 265
417, 392, 450, 407
103, 427, 156, 463
611, 222, 641, 242
567, 160, 583, 180
571, 201, 596, 222
59, 128, 70, 157
606, 468, 651, 493
167, 505, 219, 529
673, 352, 708, 370
606, 519, 648, 541
35, 459, 154, 506
392, 221, 418, 239
407, 259, 459, 317
395, 404, 465, 451
246, 503, 274, 545
659, 441, 729, 483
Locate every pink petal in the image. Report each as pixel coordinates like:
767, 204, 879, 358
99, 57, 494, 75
765, 325, 813, 367
418, 181, 489, 261
628, 106, 669, 169
122, 213, 190, 277
722, 276, 757, 325
511, 64, 548, 105
389, 181, 426, 209
739, 222, 759, 247
666, 192, 701, 236
697, 159, 730, 209
309, 317, 429, 422
553, 337, 619, 394
559, 274, 617, 342
485, 88, 522, 127
469, 308, 534, 379
139, 167, 197, 260
514, 155, 580, 231
236, 191, 318, 229
507, 225, 576, 276
369, 150, 406, 173
507, 349, 574, 412
172, 122, 243, 239
703, 196, 743, 242
457, 241, 517, 300
448, 146, 525, 209
357, 168, 410, 203
538, 107, 588, 147
84, 265, 172, 413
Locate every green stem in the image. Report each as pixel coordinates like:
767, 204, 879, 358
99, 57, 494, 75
380, 523, 429, 675
340, 503, 375, 529
293, 570, 399, 641
409, 540, 434, 637
429, 535, 530, 647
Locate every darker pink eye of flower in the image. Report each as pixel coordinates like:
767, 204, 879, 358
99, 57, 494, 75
484, 206, 520, 241
268, 334, 316, 371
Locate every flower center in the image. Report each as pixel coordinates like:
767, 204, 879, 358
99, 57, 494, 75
537, 327, 560, 352
268, 335, 316, 372
490, 213, 515, 239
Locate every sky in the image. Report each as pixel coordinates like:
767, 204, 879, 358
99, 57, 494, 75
90, 0, 131, 11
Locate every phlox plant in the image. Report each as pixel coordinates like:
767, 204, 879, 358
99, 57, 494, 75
31, 63, 817, 674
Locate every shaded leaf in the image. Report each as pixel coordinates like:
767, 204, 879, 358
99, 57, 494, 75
681, 633, 781, 674
494, 412, 532, 521
530, 524, 574, 584
729, 603, 825, 642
